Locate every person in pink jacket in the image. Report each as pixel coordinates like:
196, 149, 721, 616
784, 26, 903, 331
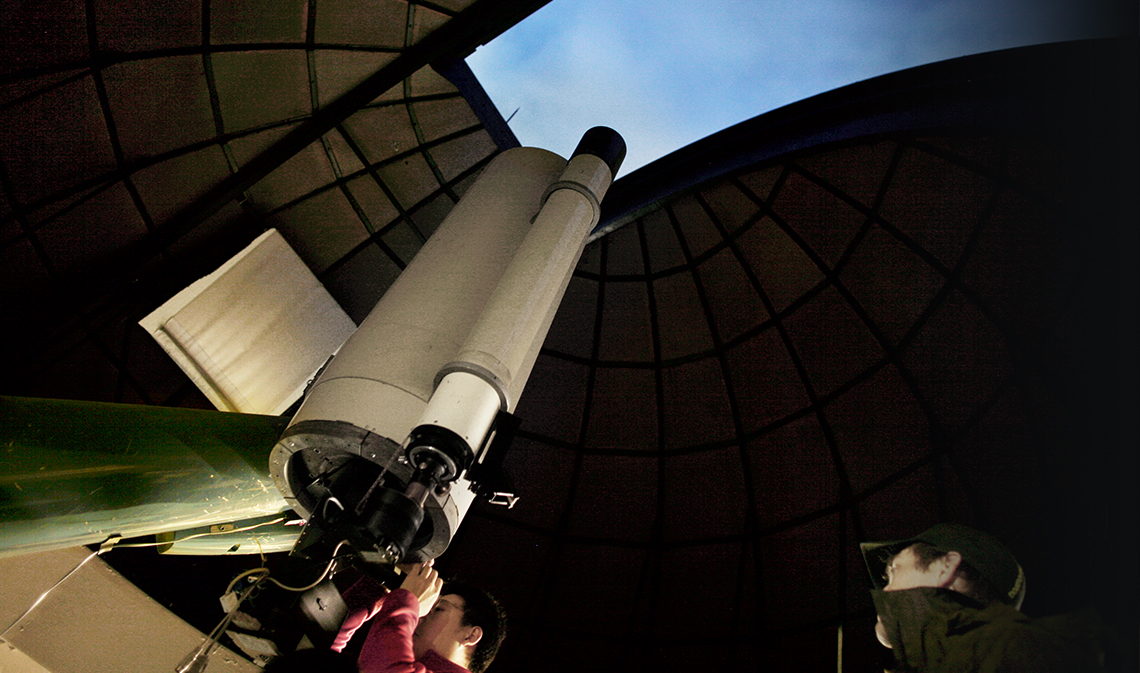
333, 560, 506, 673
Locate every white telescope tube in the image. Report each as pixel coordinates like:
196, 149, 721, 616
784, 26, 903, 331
437, 127, 626, 413
270, 128, 625, 563
270, 147, 566, 561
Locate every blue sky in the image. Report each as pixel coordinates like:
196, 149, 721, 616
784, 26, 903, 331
467, 0, 1127, 175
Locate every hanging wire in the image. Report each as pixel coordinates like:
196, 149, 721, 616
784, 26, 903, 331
174, 539, 353, 672
113, 516, 288, 550
2, 522, 287, 643
0, 526, 350, 672
0, 547, 105, 639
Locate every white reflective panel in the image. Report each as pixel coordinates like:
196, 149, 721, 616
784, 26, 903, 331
141, 229, 356, 415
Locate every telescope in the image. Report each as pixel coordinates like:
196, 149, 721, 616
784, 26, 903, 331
269, 128, 626, 566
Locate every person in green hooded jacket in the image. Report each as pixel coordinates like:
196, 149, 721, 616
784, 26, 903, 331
861, 523, 1106, 672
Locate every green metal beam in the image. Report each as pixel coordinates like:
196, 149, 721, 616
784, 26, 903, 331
0, 397, 291, 558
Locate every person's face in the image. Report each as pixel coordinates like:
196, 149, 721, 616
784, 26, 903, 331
412, 594, 469, 660
882, 545, 946, 592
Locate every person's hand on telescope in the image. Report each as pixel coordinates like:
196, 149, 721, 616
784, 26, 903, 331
399, 559, 443, 618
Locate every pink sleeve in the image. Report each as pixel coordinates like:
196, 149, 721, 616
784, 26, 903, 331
357, 588, 425, 673
330, 575, 391, 653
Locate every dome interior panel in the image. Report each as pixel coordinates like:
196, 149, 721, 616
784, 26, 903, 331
427, 130, 499, 182
749, 416, 841, 526
913, 136, 1007, 179
131, 145, 233, 225
16, 337, 125, 403
856, 466, 951, 544
314, 51, 401, 107
827, 366, 931, 495
543, 542, 647, 634
765, 624, 845, 670
0, 70, 82, 109
429, 0, 472, 13
318, 242, 403, 324
373, 152, 445, 213
211, 50, 312, 133
660, 447, 748, 541
583, 367, 658, 452
164, 200, 248, 259
878, 144, 998, 270
377, 218, 427, 267
733, 215, 826, 314
566, 454, 658, 542
651, 271, 715, 361
94, 0, 200, 52
343, 175, 402, 236
838, 224, 947, 345
314, 0, 410, 47
410, 64, 463, 97
950, 388, 1049, 523
653, 543, 741, 637
121, 322, 199, 406
901, 289, 1015, 435
726, 329, 811, 434
1, 76, 116, 206
700, 180, 762, 236
541, 275, 597, 359
1, 200, 18, 241
576, 236, 603, 274
757, 514, 842, 629
638, 209, 687, 274
0, 239, 60, 333
493, 437, 576, 530
596, 279, 654, 363
661, 357, 735, 450
209, 0, 307, 44
225, 124, 298, 166
599, 217, 645, 276
696, 244, 767, 343
794, 141, 898, 213
781, 284, 886, 398
514, 355, 589, 445
2, 0, 87, 76
409, 4, 452, 42
435, 515, 554, 635
270, 187, 369, 273
769, 169, 868, 271
22, 185, 100, 229
36, 182, 150, 279
668, 195, 723, 259
408, 190, 462, 242
733, 165, 783, 205
102, 56, 217, 162
324, 128, 369, 175
959, 188, 1064, 334
247, 141, 338, 211
411, 97, 481, 143
843, 511, 878, 610
1004, 137, 1066, 202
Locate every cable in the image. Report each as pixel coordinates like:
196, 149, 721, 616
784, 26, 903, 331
175, 540, 354, 671
268, 539, 353, 592
176, 576, 266, 673
216, 538, 351, 597
0, 548, 101, 639
114, 517, 288, 550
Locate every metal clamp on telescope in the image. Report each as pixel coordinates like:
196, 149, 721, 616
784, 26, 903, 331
285, 405, 518, 566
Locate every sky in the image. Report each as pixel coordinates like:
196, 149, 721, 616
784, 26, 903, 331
467, 0, 1129, 175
